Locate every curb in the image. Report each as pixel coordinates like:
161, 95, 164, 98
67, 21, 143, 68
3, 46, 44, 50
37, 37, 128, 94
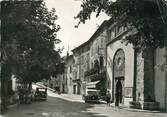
109, 104, 163, 113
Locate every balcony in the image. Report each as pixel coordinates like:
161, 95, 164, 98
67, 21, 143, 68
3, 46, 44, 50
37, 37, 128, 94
84, 67, 106, 82
84, 68, 98, 77
72, 79, 81, 83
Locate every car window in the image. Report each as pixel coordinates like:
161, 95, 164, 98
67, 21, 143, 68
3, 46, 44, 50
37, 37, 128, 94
37, 88, 46, 92
87, 91, 97, 95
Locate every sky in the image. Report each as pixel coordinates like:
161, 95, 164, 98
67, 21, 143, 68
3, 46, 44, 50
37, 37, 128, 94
45, 0, 110, 56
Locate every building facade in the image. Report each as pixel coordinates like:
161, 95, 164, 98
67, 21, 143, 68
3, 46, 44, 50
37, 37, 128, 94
48, 73, 67, 93
65, 54, 78, 94
106, 17, 167, 111
72, 21, 108, 95
46, 57, 68, 93
72, 42, 90, 95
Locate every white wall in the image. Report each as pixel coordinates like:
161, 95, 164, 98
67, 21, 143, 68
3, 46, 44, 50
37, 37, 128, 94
90, 30, 107, 68
154, 48, 167, 110
12, 75, 17, 91
67, 66, 73, 94
107, 40, 134, 106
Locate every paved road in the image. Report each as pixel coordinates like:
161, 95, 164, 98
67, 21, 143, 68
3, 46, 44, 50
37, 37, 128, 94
4, 96, 100, 117
4, 96, 167, 117
2, 86, 167, 117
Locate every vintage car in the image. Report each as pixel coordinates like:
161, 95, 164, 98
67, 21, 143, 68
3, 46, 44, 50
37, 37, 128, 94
83, 89, 100, 103
34, 88, 47, 101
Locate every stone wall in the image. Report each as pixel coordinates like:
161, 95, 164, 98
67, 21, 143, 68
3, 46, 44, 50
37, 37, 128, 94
154, 48, 167, 110
136, 51, 144, 102
143, 49, 155, 102
107, 40, 134, 105
135, 48, 158, 110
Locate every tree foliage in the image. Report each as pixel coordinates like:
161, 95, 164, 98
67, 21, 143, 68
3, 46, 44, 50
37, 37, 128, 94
1, 1, 64, 83
75, 0, 166, 49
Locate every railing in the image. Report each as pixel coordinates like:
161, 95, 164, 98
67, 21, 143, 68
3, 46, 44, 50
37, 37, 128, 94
72, 79, 81, 83
84, 68, 98, 77
84, 67, 106, 82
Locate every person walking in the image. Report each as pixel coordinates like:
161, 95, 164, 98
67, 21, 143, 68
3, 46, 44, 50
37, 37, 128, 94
106, 90, 111, 106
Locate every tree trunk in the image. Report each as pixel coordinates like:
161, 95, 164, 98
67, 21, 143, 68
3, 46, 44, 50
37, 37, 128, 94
1, 63, 12, 114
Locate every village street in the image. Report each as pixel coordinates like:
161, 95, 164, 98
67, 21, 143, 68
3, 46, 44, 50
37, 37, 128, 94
1, 1, 167, 116
3, 85, 167, 117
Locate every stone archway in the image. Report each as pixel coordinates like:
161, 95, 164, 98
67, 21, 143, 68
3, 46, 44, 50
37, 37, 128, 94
112, 49, 125, 106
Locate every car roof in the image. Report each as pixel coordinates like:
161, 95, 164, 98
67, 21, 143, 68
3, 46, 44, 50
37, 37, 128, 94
36, 87, 47, 89
86, 89, 99, 91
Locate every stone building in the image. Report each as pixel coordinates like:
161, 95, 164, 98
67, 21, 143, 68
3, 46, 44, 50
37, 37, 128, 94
72, 41, 90, 95
106, 16, 167, 111
65, 54, 77, 94
72, 21, 108, 95
48, 73, 67, 93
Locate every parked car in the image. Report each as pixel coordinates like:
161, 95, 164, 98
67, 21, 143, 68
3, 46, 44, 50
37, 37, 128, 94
83, 89, 100, 103
18, 88, 34, 104
34, 88, 47, 101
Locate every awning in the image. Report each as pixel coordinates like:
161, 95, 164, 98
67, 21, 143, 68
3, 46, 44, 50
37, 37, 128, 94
86, 81, 100, 89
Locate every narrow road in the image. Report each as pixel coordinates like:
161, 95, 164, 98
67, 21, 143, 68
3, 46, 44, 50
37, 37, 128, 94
3, 85, 101, 117
3, 85, 167, 117
4, 95, 100, 117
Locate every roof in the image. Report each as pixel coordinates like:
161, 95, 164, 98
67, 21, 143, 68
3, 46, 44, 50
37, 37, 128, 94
72, 20, 109, 53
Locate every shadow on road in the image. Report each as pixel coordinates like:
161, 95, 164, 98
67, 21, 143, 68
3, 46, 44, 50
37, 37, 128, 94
4, 96, 109, 117
47, 96, 108, 117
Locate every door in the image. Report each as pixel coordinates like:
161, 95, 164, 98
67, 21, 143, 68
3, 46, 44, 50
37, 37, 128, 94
77, 84, 81, 94
115, 79, 123, 106
73, 85, 76, 94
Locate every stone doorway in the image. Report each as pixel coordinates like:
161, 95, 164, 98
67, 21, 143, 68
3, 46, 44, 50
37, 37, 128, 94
112, 49, 125, 106
73, 85, 76, 94
77, 84, 81, 94
115, 78, 124, 106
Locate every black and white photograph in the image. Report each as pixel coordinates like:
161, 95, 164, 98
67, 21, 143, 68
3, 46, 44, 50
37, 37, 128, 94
0, 0, 167, 117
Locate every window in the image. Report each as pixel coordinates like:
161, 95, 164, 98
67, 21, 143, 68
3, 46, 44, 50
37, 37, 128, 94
115, 23, 127, 36
107, 30, 111, 42
116, 25, 122, 35
123, 23, 127, 32
81, 55, 84, 64
111, 30, 115, 39
69, 65, 72, 73
108, 29, 115, 42
100, 56, 104, 68
70, 77, 72, 85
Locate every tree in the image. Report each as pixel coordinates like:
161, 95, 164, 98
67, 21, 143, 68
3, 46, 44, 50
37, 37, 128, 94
75, 0, 167, 70
1, 1, 64, 111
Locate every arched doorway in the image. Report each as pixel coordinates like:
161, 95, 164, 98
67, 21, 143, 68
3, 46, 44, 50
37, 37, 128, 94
115, 79, 123, 106
113, 49, 125, 106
